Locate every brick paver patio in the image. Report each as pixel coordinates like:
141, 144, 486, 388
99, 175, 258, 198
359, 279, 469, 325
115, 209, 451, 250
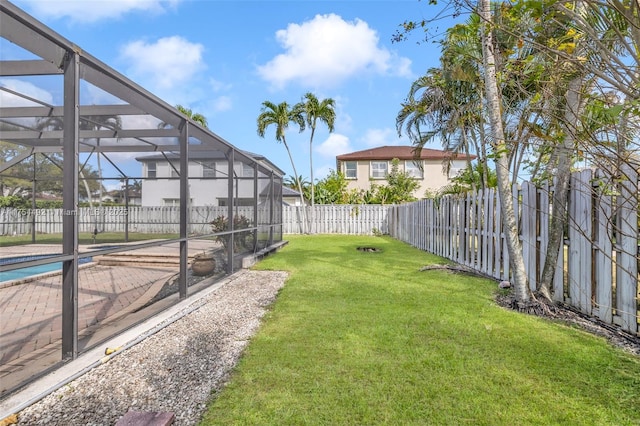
0, 240, 219, 394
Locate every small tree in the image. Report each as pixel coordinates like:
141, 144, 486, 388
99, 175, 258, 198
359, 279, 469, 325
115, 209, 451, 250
313, 170, 349, 204
368, 158, 419, 204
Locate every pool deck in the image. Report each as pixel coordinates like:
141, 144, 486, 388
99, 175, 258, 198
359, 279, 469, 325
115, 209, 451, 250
0, 240, 219, 395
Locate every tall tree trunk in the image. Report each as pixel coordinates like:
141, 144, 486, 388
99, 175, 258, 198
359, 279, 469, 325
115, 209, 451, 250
538, 76, 585, 299
539, 0, 588, 299
282, 137, 308, 233
479, 0, 530, 303
309, 126, 316, 234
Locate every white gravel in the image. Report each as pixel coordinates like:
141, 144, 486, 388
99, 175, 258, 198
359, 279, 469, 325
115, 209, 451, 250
14, 270, 288, 426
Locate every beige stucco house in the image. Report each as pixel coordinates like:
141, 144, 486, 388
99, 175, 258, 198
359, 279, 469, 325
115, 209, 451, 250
336, 146, 473, 198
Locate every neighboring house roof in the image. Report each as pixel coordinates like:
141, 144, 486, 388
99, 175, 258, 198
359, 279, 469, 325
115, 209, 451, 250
282, 186, 301, 197
135, 150, 285, 176
258, 184, 301, 198
336, 146, 475, 161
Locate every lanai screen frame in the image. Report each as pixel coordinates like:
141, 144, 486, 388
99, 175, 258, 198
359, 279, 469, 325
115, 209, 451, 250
0, 0, 283, 360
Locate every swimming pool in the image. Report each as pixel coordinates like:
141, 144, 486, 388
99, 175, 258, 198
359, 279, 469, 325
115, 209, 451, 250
0, 255, 93, 283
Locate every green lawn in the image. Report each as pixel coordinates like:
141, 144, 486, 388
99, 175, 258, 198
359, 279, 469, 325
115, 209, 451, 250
201, 235, 640, 425
0, 232, 179, 246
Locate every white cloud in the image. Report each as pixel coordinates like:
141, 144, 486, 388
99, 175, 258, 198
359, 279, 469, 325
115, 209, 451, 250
210, 96, 232, 112
0, 79, 53, 107
209, 78, 232, 92
120, 36, 205, 103
360, 128, 403, 147
316, 133, 351, 158
0, 79, 54, 129
257, 13, 412, 89
18, 0, 181, 23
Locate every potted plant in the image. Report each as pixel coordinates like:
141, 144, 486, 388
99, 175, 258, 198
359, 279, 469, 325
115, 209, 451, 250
191, 251, 216, 276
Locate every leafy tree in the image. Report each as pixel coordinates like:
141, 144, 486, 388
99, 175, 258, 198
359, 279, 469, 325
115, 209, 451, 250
396, 0, 640, 307
313, 170, 348, 204
35, 116, 102, 207
368, 159, 420, 204
0, 195, 30, 209
257, 101, 307, 215
438, 163, 498, 196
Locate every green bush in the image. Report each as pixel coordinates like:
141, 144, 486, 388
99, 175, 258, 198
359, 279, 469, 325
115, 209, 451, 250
210, 215, 254, 252
0, 195, 30, 209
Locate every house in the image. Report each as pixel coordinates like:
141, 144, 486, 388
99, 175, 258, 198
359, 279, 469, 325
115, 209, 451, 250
136, 150, 285, 207
282, 186, 305, 206
102, 189, 142, 206
336, 146, 474, 198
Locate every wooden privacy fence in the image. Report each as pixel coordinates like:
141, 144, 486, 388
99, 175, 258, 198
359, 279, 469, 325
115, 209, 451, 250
0, 206, 256, 235
283, 204, 391, 234
389, 168, 639, 335
0, 205, 390, 236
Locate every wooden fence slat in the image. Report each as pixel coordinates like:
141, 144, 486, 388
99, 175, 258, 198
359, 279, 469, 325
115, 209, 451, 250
594, 170, 613, 323
615, 164, 639, 333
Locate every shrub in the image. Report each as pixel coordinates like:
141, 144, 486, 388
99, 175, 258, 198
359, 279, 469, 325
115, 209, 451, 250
210, 215, 254, 252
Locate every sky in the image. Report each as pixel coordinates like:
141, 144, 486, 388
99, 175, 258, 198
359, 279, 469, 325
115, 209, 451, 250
4, 0, 462, 189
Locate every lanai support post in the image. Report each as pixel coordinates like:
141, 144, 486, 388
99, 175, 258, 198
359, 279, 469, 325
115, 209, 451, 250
227, 149, 235, 274
269, 171, 274, 246
253, 162, 258, 251
179, 122, 189, 299
61, 51, 80, 360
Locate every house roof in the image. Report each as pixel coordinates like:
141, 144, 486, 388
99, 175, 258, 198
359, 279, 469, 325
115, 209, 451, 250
282, 186, 301, 197
336, 146, 475, 161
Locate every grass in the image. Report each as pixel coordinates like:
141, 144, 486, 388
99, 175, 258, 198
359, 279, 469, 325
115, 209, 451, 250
0, 232, 179, 246
200, 235, 640, 425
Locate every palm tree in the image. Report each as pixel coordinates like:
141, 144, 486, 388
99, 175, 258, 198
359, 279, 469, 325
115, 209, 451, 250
80, 114, 122, 231
284, 175, 310, 192
479, 0, 530, 305
298, 93, 336, 233
256, 101, 307, 214
176, 104, 208, 128
158, 105, 209, 129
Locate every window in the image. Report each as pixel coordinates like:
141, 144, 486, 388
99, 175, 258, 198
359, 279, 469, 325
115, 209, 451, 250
405, 161, 423, 179
449, 167, 463, 178
344, 161, 357, 179
218, 198, 255, 207
147, 162, 156, 179
163, 198, 179, 206
371, 161, 388, 179
203, 161, 216, 178
242, 163, 254, 177
170, 163, 180, 178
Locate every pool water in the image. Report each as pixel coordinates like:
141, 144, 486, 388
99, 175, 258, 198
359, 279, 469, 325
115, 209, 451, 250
0, 255, 92, 283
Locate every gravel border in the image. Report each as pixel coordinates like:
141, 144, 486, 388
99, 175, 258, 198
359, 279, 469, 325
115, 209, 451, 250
13, 270, 288, 426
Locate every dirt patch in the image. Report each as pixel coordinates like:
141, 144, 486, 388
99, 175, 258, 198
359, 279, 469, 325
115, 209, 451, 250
357, 247, 382, 253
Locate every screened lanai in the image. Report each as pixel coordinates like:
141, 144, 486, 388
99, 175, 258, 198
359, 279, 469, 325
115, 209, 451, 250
0, 0, 284, 396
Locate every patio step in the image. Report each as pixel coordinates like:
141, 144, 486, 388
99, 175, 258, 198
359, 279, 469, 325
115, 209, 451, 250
93, 253, 182, 268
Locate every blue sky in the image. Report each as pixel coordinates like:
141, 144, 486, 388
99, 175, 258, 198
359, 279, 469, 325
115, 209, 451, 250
6, 0, 462, 188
